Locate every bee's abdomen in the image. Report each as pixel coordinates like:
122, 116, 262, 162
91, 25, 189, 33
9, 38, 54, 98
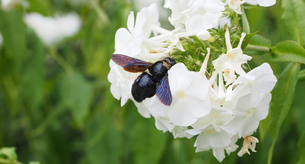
132, 72, 157, 102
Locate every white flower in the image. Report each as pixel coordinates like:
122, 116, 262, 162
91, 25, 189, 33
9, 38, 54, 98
150, 63, 211, 126
189, 124, 236, 162
184, 0, 225, 35
245, 0, 276, 7
223, 93, 271, 137
237, 136, 259, 157
222, 62, 237, 86
213, 29, 251, 76
165, 0, 190, 28
114, 11, 146, 57
24, 12, 82, 46
139, 3, 161, 39
226, 0, 245, 14
107, 60, 140, 106
226, 63, 277, 104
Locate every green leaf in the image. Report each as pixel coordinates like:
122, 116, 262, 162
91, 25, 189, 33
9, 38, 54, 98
297, 133, 305, 164
298, 69, 305, 80
59, 72, 93, 127
21, 31, 44, 111
249, 34, 271, 48
131, 115, 167, 164
241, 31, 257, 50
282, 0, 305, 46
267, 63, 300, 164
271, 40, 305, 64
85, 110, 121, 164
27, 0, 52, 16
0, 9, 26, 74
29, 161, 40, 164
245, 34, 271, 55
241, 8, 250, 34
0, 147, 17, 161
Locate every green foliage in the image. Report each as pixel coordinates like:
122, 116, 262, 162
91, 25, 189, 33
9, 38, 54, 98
297, 133, 305, 164
0, 147, 39, 164
59, 72, 93, 127
266, 63, 300, 164
130, 116, 167, 164
271, 40, 305, 64
281, 0, 305, 46
0, 0, 305, 164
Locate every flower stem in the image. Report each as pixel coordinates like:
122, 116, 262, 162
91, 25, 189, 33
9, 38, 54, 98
49, 47, 74, 73
245, 45, 270, 52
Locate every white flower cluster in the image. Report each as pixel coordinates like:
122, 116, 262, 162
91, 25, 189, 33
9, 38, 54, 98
108, 0, 277, 162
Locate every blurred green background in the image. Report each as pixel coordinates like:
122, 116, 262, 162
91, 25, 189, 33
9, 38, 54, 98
0, 0, 304, 164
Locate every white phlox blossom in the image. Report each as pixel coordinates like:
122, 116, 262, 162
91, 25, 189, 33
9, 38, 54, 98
164, 0, 190, 28
108, 1, 278, 162
139, 3, 162, 39
184, 0, 225, 35
223, 93, 271, 137
226, 62, 277, 105
213, 28, 252, 77
114, 11, 146, 57
226, 0, 245, 14
187, 125, 238, 162
24, 12, 82, 46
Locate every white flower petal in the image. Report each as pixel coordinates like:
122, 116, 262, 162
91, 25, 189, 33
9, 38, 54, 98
150, 96, 170, 117
184, 97, 211, 118
209, 130, 232, 148
127, 11, 135, 32
212, 148, 225, 162
255, 0, 276, 7
133, 12, 146, 37
168, 63, 192, 92
169, 101, 198, 126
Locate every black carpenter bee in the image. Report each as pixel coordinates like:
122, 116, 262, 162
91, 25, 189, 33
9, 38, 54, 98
111, 54, 176, 106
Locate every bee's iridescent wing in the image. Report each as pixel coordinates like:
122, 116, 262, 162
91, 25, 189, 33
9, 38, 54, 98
156, 74, 172, 106
111, 54, 152, 73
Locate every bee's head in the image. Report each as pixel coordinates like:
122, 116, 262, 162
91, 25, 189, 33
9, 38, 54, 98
163, 57, 176, 68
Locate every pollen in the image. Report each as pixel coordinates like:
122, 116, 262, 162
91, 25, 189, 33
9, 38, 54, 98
224, 68, 231, 75
206, 129, 216, 134
227, 52, 235, 58
230, 0, 238, 5
177, 91, 185, 98
247, 108, 255, 115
